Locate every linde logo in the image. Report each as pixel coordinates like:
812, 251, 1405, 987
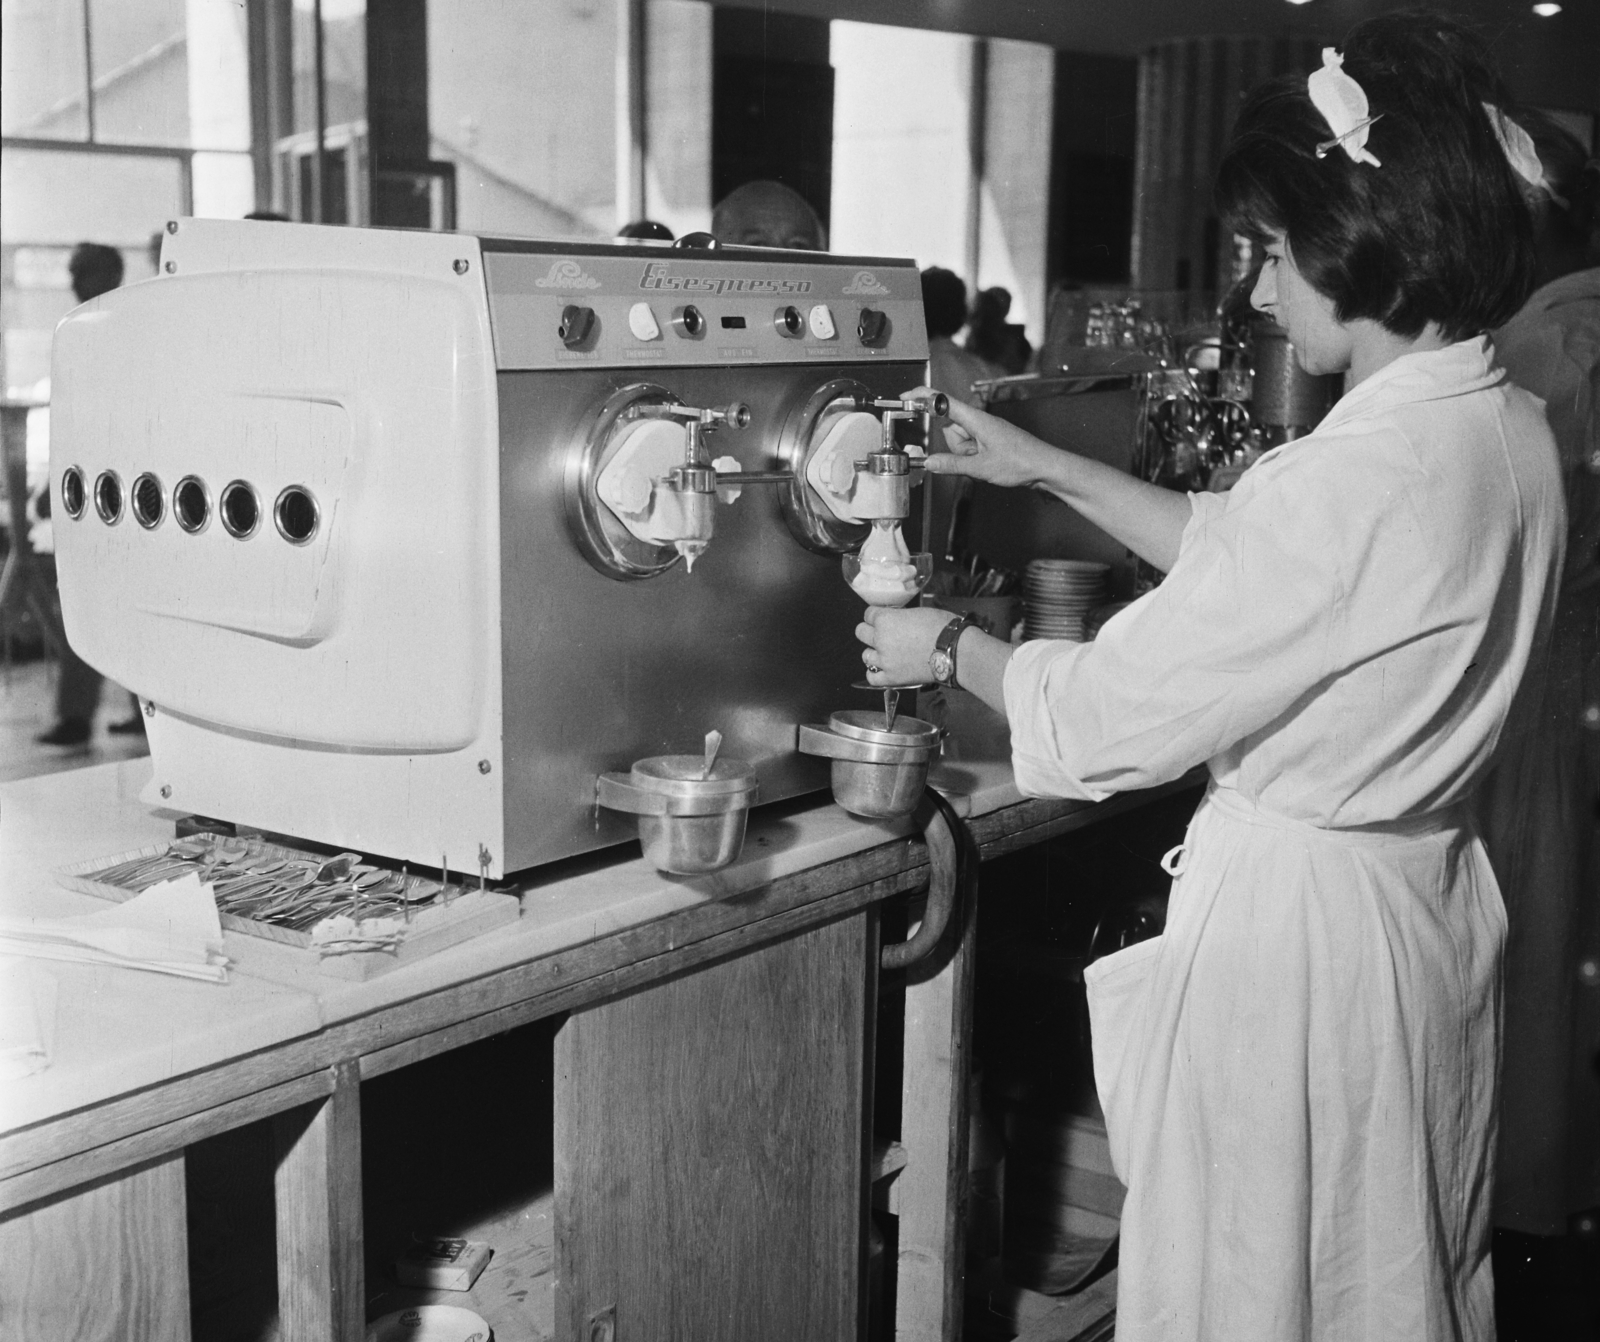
842, 270, 890, 296
534, 260, 600, 290
638, 262, 812, 296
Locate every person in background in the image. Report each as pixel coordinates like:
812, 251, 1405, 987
617, 219, 674, 241
921, 266, 1001, 561
1476, 109, 1600, 1335
36, 243, 142, 747
710, 180, 825, 250
965, 286, 1032, 375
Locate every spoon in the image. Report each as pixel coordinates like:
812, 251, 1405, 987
701, 729, 723, 780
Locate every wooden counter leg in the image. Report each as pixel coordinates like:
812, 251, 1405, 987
894, 887, 977, 1342
0, 1151, 192, 1341
273, 1060, 364, 1342
555, 910, 878, 1342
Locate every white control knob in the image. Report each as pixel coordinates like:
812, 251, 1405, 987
808, 304, 837, 340
628, 301, 661, 341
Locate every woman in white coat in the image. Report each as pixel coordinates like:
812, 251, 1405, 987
859, 15, 1565, 1340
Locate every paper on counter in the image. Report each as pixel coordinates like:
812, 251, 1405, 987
0, 873, 229, 983
0, 957, 57, 1079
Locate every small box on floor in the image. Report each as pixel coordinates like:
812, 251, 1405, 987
395, 1238, 492, 1291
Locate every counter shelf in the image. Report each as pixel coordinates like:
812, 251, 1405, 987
0, 702, 1203, 1340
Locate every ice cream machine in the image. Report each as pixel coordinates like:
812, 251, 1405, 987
49, 220, 936, 876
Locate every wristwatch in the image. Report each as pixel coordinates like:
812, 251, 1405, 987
929, 612, 978, 687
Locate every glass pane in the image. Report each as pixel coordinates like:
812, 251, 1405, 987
1, 144, 183, 246
84, 0, 187, 144
293, 0, 367, 137
428, 0, 615, 238
1, 145, 182, 399
1, 0, 90, 140
830, 22, 972, 274
84, 0, 251, 150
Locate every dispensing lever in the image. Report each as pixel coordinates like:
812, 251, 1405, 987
868, 393, 950, 417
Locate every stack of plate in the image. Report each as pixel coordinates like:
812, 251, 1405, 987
1023, 560, 1109, 642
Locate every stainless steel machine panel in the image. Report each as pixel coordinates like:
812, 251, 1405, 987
496, 362, 917, 869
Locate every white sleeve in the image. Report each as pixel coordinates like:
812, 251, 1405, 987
1002, 474, 1347, 799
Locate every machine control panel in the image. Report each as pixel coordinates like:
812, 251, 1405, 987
483, 246, 928, 371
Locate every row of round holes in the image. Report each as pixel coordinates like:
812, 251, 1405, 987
59, 468, 320, 545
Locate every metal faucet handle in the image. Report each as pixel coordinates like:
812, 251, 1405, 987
704, 402, 751, 430
868, 393, 950, 417
634, 401, 751, 430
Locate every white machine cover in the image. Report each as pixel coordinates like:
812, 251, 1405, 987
1003, 338, 1566, 1340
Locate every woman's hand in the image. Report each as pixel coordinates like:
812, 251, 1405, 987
857, 606, 950, 686
909, 386, 1054, 490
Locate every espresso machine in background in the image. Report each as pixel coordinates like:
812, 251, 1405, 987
48, 220, 934, 877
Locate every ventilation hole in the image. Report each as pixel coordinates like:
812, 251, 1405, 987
273, 486, 319, 544
131, 473, 164, 529
174, 476, 210, 533
61, 467, 86, 519
93, 471, 123, 524
219, 480, 260, 539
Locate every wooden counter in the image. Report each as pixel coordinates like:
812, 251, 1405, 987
0, 699, 1196, 1340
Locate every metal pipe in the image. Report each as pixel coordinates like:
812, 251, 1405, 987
712, 470, 794, 487
312, 0, 326, 223
882, 788, 975, 972
79, 0, 96, 140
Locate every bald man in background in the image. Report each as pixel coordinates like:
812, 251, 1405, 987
711, 180, 826, 250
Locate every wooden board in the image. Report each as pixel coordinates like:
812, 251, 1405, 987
0, 1151, 192, 1341
554, 911, 877, 1342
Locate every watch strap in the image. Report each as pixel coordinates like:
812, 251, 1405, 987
932, 612, 978, 686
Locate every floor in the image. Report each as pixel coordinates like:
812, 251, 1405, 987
0, 654, 149, 784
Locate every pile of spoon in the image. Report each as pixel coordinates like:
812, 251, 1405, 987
85, 834, 450, 934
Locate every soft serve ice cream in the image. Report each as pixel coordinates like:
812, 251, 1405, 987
850, 521, 924, 606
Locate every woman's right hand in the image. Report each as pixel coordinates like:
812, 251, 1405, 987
918, 392, 1056, 490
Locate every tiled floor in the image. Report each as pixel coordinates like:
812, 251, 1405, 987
0, 655, 150, 784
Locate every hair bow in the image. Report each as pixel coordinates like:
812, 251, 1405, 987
1308, 48, 1382, 167
1483, 104, 1569, 209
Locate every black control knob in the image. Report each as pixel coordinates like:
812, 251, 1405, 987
775, 305, 804, 338
558, 304, 596, 348
673, 305, 705, 338
857, 307, 890, 347
673, 231, 721, 250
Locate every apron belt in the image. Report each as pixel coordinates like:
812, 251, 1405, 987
1204, 783, 1470, 846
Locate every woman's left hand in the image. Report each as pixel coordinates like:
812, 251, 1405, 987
857, 606, 950, 685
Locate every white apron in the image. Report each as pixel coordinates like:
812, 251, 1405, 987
1002, 340, 1566, 1341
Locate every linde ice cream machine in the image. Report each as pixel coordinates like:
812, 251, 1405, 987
49, 220, 938, 877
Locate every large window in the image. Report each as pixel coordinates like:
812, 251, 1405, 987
1, 0, 257, 399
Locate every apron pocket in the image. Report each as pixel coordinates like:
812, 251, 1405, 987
1084, 935, 1163, 1181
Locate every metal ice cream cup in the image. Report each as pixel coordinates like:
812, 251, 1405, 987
797, 710, 942, 819
596, 755, 760, 874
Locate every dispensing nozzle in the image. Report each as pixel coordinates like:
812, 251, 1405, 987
802, 392, 945, 527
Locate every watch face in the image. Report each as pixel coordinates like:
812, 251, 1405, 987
930, 651, 955, 684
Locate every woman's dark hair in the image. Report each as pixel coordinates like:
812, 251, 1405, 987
1215, 9, 1535, 341
920, 266, 969, 339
